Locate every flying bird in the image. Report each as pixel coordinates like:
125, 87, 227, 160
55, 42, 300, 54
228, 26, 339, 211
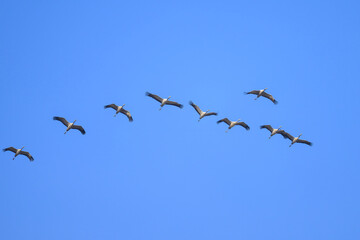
145, 92, 183, 110
278, 132, 312, 147
189, 101, 217, 121
217, 118, 250, 132
53, 117, 86, 135
3, 147, 34, 161
260, 125, 284, 139
245, 88, 278, 104
104, 104, 133, 122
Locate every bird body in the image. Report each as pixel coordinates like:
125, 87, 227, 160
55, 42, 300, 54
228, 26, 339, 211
189, 101, 217, 121
53, 117, 86, 135
245, 88, 278, 104
260, 125, 284, 139
3, 147, 34, 161
217, 118, 250, 132
278, 132, 312, 147
104, 104, 133, 121
146, 92, 183, 110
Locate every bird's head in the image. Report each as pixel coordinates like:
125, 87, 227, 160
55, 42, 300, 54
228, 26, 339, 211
299, 134, 302, 137
279, 126, 282, 129
237, 119, 241, 122
73, 120, 77, 123
264, 88, 268, 91
122, 104, 125, 107
21, 146, 25, 150
168, 96, 171, 100
206, 110, 210, 113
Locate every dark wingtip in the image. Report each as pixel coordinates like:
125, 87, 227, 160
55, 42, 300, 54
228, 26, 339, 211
244, 92, 249, 95
309, 142, 313, 146
145, 92, 150, 96
129, 118, 134, 122
189, 101, 194, 105
2, 148, 6, 152
216, 120, 221, 124
246, 126, 250, 130
179, 104, 184, 109
274, 100, 278, 104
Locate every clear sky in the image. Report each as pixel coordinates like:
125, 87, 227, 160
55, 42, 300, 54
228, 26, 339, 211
1, 1, 359, 239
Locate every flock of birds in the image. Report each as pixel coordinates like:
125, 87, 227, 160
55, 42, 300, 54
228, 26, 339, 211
3, 88, 312, 162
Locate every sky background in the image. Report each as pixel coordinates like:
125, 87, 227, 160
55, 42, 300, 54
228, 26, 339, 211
1, 0, 359, 239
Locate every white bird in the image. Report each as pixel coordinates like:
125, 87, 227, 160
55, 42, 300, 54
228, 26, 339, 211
217, 118, 250, 132
53, 117, 86, 135
104, 104, 133, 122
245, 88, 278, 104
278, 132, 312, 147
3, 147, 34, 161
260, 125, 284, 139
146, 92, 183, 110
189, 101, 217, 121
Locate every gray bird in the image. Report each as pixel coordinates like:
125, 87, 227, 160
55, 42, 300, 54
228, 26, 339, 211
260, 125, 284, 139
146, 92, 183, 110
53, 116, 86, 135
278, 132, 312, 147
3, 147, 34, 161
104, 104, 133, 122
217, 118, 250, 132
189, 101, 217, 121
245, 88, 278, 104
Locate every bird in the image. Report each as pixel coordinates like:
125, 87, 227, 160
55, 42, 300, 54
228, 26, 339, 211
53, 116, 86, 135
260, 125, 284, 139
189, 101, 217, 121
278, 132, 312, 147
3, 147, 34, 161
104, 104, 133, 122
217, 118, 250, 132
245, 88, 278, 104
145, 92, 183, 110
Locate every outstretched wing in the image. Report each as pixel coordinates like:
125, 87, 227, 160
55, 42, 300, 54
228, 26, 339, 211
245, 90, 260, 95
19, 151, 34, 161
120, 108, 133, 122
189, 101, 202, 115
104, 104, 118, 110
262, 92, 278, 104
146, 92, 164, 103
3, 147, 17, 153
53, 117, 70, 127
217, 118, 231, 126
204, 112, 218, 117
72, 125, 86, 135
236, 122, 250, 130
278, 131, 294, 141
166, 101, 183, 108
297, 139, 313, 146
260, 125, 274, 133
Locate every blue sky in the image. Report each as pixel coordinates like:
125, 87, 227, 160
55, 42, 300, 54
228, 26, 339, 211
1, 1, 359, 239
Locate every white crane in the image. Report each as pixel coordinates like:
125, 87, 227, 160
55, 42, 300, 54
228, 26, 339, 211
104, 104, 133, 122
278, 132, 312, 147
189, 101, 217, 121
217, 118, 250, 132
3, 147, 34, 161
245, 88, 278, 104
146, 92, 183, 110
260, 125, 284, 139
53, 117, 86, 135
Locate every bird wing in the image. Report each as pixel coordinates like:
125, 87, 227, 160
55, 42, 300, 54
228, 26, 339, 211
189, 101, 202, 115
278, 131, 294, 140
236, 122, 250, 130
217, 118, 231, 125
245, 90, 260, 95
3, 147, 17, 153
104, 104, 118, 110
262, 92, 278, 104
53, 117, 70, 127
72, 125, 86, 135
120, 108, 133, 122
145, 92, 164, 103
166, 101, 183, 108
260, 125, 273, 132
297, 139, 313, 146
204, 112, 218, 117
19, 151, 34, 161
